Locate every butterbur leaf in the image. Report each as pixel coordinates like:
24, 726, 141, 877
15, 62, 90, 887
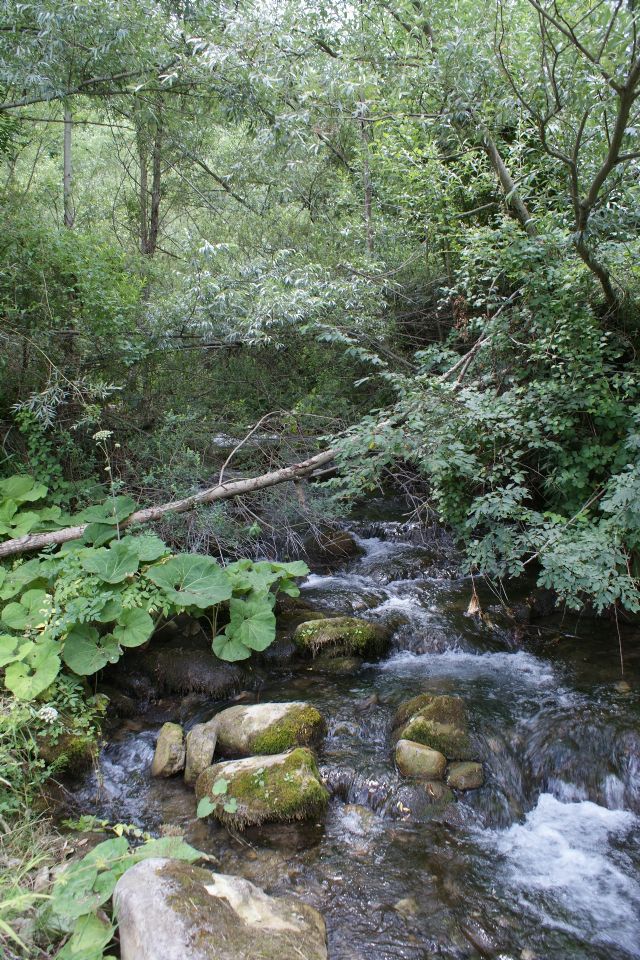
1, 588, 53, 631
119, 534, 168, 562
113, 608, 154, 647
55, 913, 114, 960
224, 597, 275, 652
212, 633, 252, 662
223, 798, 238, 814
81, 541, 139, 583
270, 560, 310, 578
0, 475, 47, 503
131, 836, 202, 862
77, 495, 137, 526
211, 777, 228, 795
0, 634, 30, 668
4, 641, 60, 699
95, 596, 123, 623
147, 555, 232, 608
0, 558, 52, 600
63, 625, 121, 675
82, 523, 118, 547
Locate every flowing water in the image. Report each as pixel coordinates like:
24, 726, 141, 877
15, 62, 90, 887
74, 513, 640, 960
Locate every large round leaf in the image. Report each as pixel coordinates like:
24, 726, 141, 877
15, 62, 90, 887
113, 607, 154, 647
0, 475, 48, 503
119, 534, 169, 562
62, 625, 121, 675
147, 555, 232, 608
81, 541, 140, 584
0, 634, 32, 668
1, 588, 53, 631
77, 495, 137, 526
4, 641, 60, 699
212, 632, 252, 662
224, 597, 276, 652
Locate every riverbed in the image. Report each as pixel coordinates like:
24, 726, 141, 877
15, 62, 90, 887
74, 513, 640, 960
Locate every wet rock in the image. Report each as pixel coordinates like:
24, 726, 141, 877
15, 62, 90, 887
395, 739, 447, 780
446, 762, 484, 791
341, 804, 377, 835
393, 896, 419, 918
308, 654, 363, 675
305, 528, 363, 569
259, 637, 298, 664
392, 694, 475, 761
105, 633, 248, 701
114, 858, 328, 960
99, 684, 138, 717
195, 748, 329, 828
184, 724, 216, 786
294, 616, 390, 659
210, 702, 326, 757
459, 918, 498, 957
151, 722, 185, 778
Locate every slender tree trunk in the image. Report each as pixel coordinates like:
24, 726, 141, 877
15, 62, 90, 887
147, 117, 163, 257
480, 128, 537, 237
63, 105, 75, 229
359, 98, 374, 255
137, 129, 149, 256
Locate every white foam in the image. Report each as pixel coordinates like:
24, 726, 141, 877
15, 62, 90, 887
379, 648, 557, 687
483, 794, 640, 953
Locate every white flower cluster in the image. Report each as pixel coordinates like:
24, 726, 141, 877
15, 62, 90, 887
92, 429, 113, 441
37, 705, 59, 724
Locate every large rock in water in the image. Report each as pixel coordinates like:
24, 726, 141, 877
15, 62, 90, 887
151, 723, 185, 778
184, 724, 217, 786
195, 748, 328, 828
395, 739, 447, 780
392, 694, 475, 761
208, 701, 326, 757
114, 858, 328, 960
294, 616, 389, 659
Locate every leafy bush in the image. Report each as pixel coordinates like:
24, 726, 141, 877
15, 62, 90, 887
0, 475, 309, 700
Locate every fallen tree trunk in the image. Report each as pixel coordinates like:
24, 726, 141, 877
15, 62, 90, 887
0, 446, 337, 560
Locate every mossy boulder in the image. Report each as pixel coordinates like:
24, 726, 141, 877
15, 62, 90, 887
294, 616, 389, 659
392, 694, 475, 761
114, 858, 328, 960
209, 701, 326, 757
446, 761, 484, 790
395, 739, 447, 780
151, 722, 185, 778
195, 748, 329, 828
36, 731, 97, 773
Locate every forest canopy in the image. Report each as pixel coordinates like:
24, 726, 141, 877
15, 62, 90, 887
1, 0, 639, 615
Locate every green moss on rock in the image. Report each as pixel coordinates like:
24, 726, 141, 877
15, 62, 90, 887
213, 701, 326, 757
293, 617, 389, 659
392, 693, 466, 731
195, 748, 329, 829
252, 705, 326, 754
399, 718, 473, 760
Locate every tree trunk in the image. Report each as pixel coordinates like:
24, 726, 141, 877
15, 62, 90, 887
359, 97, 374, 254
63, 105, 75, 229
480, 128, 537, 237
0, 447, 337, 560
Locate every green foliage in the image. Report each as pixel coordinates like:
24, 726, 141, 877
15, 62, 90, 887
0, 477, 309, 699
45, 833, 204, 960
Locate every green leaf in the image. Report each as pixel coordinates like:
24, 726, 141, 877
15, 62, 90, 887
225, 597, 276, 652
1, 588, 53, 631
0, 634, 29, 668
211, 777, 228, 795
196, 796, 216, 818
223, 797, 238, 814
0, 558, 51, 600
82, 523, 118, 547
95, 596, 124, 623
131, 836, 202, 862
77, 495, 137, 526
270, 560, 310, 578
212, 632, 252, 662
81, 541, 139, 584
62, 625, 121, 675
0, 475, 48, 504
119, 534, 169, 562
4, 641, 60, 699
112, 608, 154, 648
147, 555, 232, 609
55, 913, 114, 960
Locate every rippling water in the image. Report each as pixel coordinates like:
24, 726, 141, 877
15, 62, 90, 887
73, 516, 640, 960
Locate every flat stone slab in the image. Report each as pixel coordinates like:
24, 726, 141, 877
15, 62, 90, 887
114, 858, 328, 960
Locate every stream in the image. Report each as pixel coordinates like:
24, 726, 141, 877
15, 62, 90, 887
73, 510, 640, 960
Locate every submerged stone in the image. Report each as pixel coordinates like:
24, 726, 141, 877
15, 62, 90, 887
446, 761, 484, 790
114, 858, 328, 960
294, 616, 389, 659
392, 693, 467, 731
151, 722, 185, 778
210, 701, 326, 757
195, 748, 329, 828
395, 739, 447, 780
